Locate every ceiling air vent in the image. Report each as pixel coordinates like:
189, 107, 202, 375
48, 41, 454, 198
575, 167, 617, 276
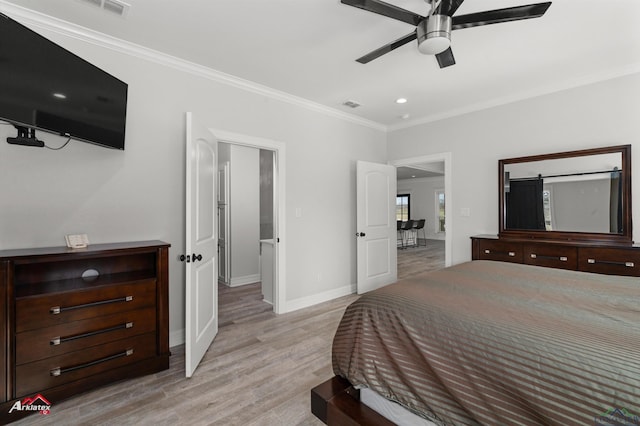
79, 0, 130, 17
342, 100, 361, 109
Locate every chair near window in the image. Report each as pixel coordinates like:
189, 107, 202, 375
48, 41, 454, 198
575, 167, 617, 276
399, 219, 414, 248
413, 219, 426, 247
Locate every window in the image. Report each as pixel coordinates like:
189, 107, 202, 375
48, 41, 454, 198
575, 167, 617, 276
396, 194, 410, 221
435, 190, 445, 233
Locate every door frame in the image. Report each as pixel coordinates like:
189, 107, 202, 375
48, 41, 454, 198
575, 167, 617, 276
217, 161, 230, 285
390, 152, 452, 267
210, 128, 286, 314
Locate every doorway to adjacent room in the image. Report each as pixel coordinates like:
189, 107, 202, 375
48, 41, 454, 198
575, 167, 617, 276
392, 153, 452, 277
214, 130, 286, 317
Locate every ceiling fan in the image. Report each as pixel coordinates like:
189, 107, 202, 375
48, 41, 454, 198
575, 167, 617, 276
341, 0, 551, 68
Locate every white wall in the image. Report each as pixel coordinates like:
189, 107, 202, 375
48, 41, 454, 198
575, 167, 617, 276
228, 144, 260, 286
397, 176, 445, 240
388, 73, 640, 266
0, 19, 387, 345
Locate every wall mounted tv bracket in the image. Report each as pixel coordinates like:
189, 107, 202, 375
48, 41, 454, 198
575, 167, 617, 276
6, 125, 44, 147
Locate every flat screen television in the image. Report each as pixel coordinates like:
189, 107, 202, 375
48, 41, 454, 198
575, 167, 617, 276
0, 13, 128, 150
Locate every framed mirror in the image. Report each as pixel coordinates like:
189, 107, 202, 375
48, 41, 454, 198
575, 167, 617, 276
499, 145, 632, 244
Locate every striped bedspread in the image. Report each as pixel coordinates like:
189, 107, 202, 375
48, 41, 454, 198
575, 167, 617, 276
332, 260, 640, 425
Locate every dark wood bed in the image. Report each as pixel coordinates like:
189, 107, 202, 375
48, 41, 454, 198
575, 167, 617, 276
313, 260, 640, 425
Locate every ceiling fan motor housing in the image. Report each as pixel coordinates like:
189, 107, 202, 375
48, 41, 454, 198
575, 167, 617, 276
417, 14, 452, 55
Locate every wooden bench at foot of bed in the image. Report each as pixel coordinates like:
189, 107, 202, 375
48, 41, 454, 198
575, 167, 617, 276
311, 376, 395, 426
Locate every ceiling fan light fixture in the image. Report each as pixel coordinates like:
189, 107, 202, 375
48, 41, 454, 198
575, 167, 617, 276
417, 14, 451, 55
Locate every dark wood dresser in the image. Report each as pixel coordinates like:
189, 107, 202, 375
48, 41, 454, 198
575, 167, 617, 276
472, 235, 640, 277
0, 240, 170, 423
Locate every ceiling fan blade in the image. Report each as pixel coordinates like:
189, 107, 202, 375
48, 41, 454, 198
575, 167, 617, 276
436, 47, 456, 68
439, 0, 466, 17
341, 0, 424, 26
356, 32, 417, 64
452, 2, 551, 30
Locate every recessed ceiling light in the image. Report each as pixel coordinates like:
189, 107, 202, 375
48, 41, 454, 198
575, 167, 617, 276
396, 98, 408, 104
53, 93, 67, 99
411, 175, 416, 178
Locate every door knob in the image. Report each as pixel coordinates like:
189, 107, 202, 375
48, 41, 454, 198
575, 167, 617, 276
179, 254, 191, 263
193, 254, 203, 262
355, 232, 366, 237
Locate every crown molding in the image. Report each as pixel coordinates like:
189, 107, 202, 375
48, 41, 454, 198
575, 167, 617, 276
3, 1, 638, 134
0, 1, 387, 132
388, 62, 640, 132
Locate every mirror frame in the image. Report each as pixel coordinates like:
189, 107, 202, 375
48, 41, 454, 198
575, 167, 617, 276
499, 145, 632, 245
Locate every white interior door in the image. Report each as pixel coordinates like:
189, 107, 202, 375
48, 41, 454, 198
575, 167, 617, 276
356, 160, 397, 294
217, 161, 230, 284
185, 112, 218, 378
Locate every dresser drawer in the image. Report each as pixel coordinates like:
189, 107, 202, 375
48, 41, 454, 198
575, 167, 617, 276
524, 244, 577, 270
475, 239, 523, 263
15, 332, 157, 397
16, 307, 156, 365
16, 280, 156, 333
578, 247, 640, 276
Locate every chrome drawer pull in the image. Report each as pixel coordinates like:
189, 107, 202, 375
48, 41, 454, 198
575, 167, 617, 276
531, 254, 568, 262
587, 259, 635, 267
50, 322, 135, 346
485, 249, 516, 257
49, 296, 133, 315
50, 348, 134, 377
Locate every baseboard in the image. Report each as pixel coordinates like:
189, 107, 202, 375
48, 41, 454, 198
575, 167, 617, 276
282, 283, 355, 314
229, 273, 261, 287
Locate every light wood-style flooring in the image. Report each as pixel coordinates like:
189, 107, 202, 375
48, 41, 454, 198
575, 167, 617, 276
13, 284, 358, 426
13, 241, 444, 425
398, 238, 445, 280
